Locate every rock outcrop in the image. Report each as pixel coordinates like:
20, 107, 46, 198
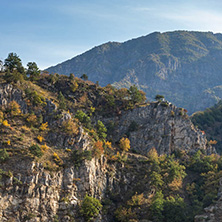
103, 102, 213, 155
0, 84, 27, 113
0, 156, 108, 221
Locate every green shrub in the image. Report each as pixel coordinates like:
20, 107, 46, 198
0, 149, 9, 162
96, 120, 107, 140
29, 144, 43, 157
71, 150, 92, 167
80, 194, 102, 221
75, 110, 91, 129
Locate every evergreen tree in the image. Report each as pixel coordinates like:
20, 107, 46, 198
58, 91, 67, 110
4, 52, 24, 74
27, 62, 40, 81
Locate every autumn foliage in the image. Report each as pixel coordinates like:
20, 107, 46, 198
119, 137, 130, 152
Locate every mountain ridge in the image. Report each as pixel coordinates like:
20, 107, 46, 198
47, 30, 222, 114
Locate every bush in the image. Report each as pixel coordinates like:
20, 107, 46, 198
58, 91, 67, 110
128, 85, 146, 104
0, 111, 3, 123
26, 114, 37, 127
96, 120, 107, 140
62, 119, 79, 136
0, 149, 9, 162
8, 101, 21, 116
29, 144, 43, 157
93, 140, 104, 157
75, 110, 91, 129
2, 120, 10, 127
80, 194, 102, 221
39, 122, 48, 131
119, 137, 130, 152
71, 150, 92, 167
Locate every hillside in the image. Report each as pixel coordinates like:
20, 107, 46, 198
192, 100, 222, 153
0, 56, 221, 222
47, 31, 222, 114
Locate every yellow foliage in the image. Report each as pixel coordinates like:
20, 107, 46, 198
40, 122, 48, 131
62, 119, 79, 135
53, 152, 63, 166
41, 143, 49, 152
105, 141, 112, 149
147, 147, 159, 163
168, 178, 183, 191
127, 193, 146, 206
119, 137, 130, 152
8, 101, 21, 116
70, 80, 79, 92
7, 140, 11, 145
65, 149, 72, 152
2, 120, 10, 127
94, 140, 104, 157
53, 152, 60, 160
209, 140, 217, 145
90, 106, 95, 115
37, 135, 44, 143
0, 111, 4, 123
21, 125, 30, 132
26, 114, 37, 126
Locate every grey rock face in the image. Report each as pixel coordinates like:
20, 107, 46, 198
0, 155, 108, 221
0, 84, 28, 113
103, 102, 213, 155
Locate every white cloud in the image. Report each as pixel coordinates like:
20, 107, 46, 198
159, 9, 222, 33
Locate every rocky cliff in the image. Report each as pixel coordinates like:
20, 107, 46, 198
102, 102, 213, 155
0, 78, 219, 222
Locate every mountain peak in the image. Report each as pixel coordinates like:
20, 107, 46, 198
46, 30, 222, 114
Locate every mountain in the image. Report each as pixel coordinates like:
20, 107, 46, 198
47, 31, 222, 114
0, 69, 220, 222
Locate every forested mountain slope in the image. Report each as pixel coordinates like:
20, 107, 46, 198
47, 31, 222, 114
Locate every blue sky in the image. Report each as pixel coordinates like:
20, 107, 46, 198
1, 0, 222, 69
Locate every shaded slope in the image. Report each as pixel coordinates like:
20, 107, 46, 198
192, 100, 222, 153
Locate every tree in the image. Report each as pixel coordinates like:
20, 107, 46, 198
75, 110, 91, 129
0, 149, 9, 162
69, 73, 75, 80
81, 74, 88, 80
80, 194, 102, 221
58, 92, 67, 110
150, 191, 164, 221
128, 85, 146, 104
163, 196, 187, 222
8, 101, 21, 116
119, 137, 130, 152
155, 94, 165, 101
96, 120, 107, 140
4, 53, 24, 73
27, 62, 40, 81
4, 69, 24, 83
62, 119, 79, 135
